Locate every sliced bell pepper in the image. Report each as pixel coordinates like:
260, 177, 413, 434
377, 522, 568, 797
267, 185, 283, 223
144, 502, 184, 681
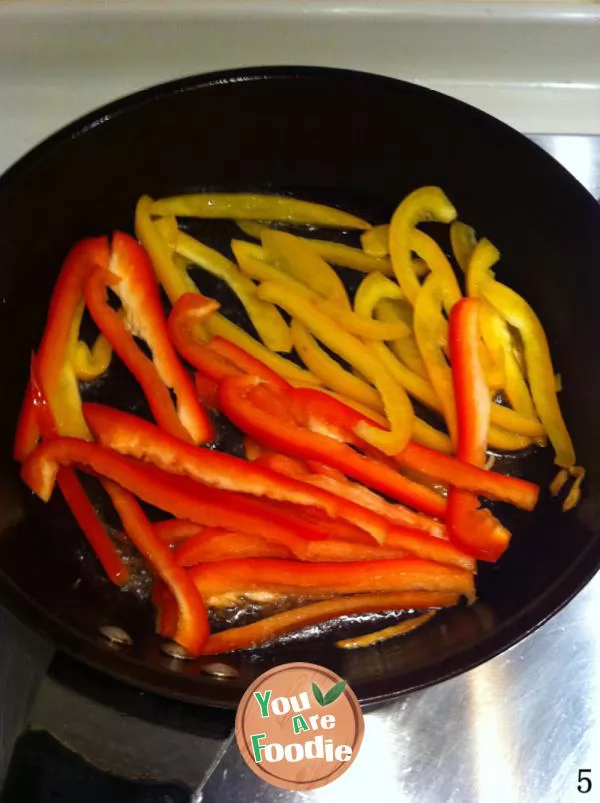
152, 579, 179, 639
176, 529, 291, 566
261, 229, 350, 308
150, 193, 371, 230
211, 336, 290, 389
106, 480, 209, 655
288, 386, 539, 511
290, 319, 385, 412
200, 591, 459, 654
236, 221, 395, 275
153, 519, 204, 543
190, 557, 476, 602
13, 240, 128, 585
218, 375, 447, 519
446, 298, 511, 561
450, 221, 477, 273
136, 196, 317, 386
83, 232, 213, 445
73, 334, 113, 381
482, 280, 576, 468
194, 373, 220, 410
21, 438, 329, 559
376, 298, 429, 379
414, 274, 459, 446
14, 378, 40, 463
175, 230, 292, 352
410, 229, 462, 312
335, 610, 436, 649
257, 281, 415, 454
168, 294, 291, 389
82, 403, 473, 568
389, 186, 458, 305
253, 451, 447, 540
37, 236, 110, 441
361, 224, 390, 258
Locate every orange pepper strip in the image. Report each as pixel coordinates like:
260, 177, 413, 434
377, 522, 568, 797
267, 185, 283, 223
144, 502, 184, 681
201, 592, 459, 654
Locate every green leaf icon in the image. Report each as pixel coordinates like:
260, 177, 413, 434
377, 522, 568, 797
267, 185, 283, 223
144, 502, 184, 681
311, 682, 325, 706
323, 680, 347, 706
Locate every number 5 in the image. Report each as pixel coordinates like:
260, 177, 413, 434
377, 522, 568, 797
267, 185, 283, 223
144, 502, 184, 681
578, 769, 592, 794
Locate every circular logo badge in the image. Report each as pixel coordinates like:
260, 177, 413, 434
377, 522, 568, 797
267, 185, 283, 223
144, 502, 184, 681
235, 662, 364, 791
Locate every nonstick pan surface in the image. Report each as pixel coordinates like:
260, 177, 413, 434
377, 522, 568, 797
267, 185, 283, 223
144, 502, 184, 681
1, 66, 600, 708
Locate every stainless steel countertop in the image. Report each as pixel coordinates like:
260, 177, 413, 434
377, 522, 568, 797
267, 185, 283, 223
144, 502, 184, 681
196, 134, 600, 803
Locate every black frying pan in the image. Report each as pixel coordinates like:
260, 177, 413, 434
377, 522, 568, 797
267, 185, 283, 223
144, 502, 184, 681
1, 67, 599, 709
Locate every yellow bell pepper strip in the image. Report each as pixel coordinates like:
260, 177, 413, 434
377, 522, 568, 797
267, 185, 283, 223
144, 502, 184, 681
135, 196, 199, 303
410, 229, 462, 312
237, 220, 395, 275
467, 238, 570, 462
361, 224, 390, 257
256, 281, 415, 454
153, 214, 179, 254
450, 221, 477, 273
199, 591, 460, 654
563, 467, 585, 511
261, 229, 350, 308
389, 186, 458, 305
352, 273, 451, 454
446, 298, 511, 562
234, 242, 407, 340
136, 197, 319, 386
190, 558, 476, 603
150, 193, 371, 229
375, 298, 430, 379
290, 319, 384, 411
336, 610, 436, 649
485, 305, 538, 420
414, 275, 458, 447
482, 280, 576, 467
73, 334, 112, 381
105, 480, 209, 655
174, 230, 291, 353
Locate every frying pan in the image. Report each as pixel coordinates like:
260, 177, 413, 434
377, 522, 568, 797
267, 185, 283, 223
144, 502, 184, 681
1, 67, 599, 709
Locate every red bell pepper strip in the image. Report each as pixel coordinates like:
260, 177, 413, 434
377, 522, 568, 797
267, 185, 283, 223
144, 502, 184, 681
27, 361, 128, 584
210, 336, 290, 388
21, 438, 328, 559
194, 374, 220, 410
105, 480, 209, 654
288, 386, 539, 511
14, 238, 129, 586
218, 375, 447, 519
83, 403, 473, 568
168, 294, 290, 387
175, 527, 412, 567
446, 299, 510, 561
200, 591, 460, 654
254, 451, 447, 539
190, 557, 476, 602
167, 293, 230, 380
153, 519, 204, 543
14, 379, 41, 463
83, 234, 213, 445
176, 529, 291, 566
152, 579, 179, 639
